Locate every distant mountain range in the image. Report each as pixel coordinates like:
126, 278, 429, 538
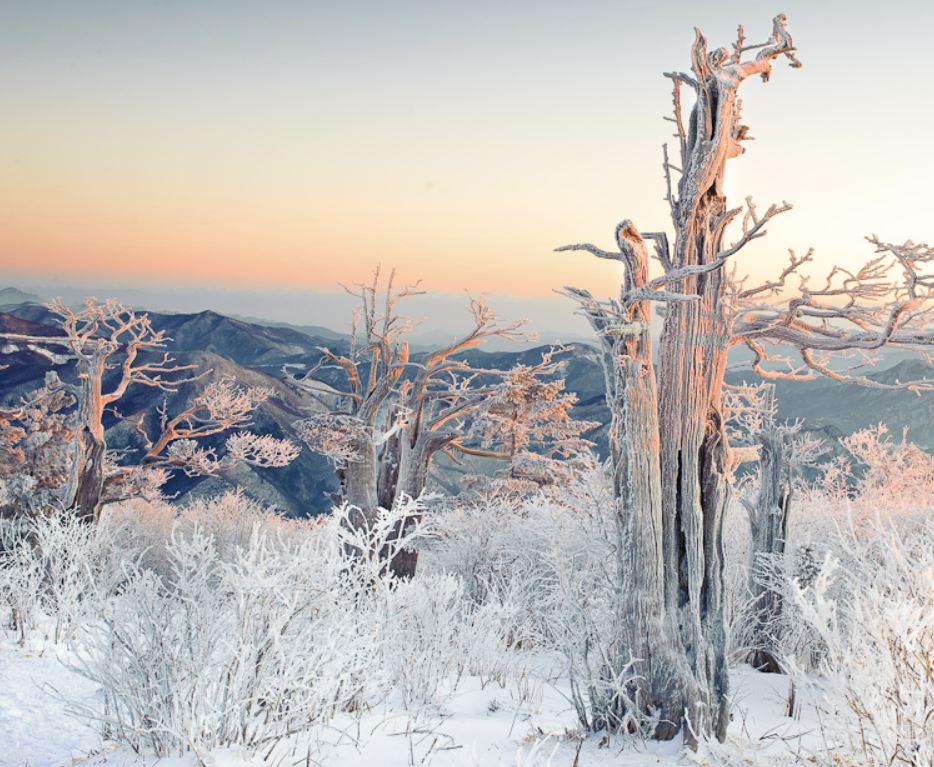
1, 290, 931, 515
0, 287, 45, 308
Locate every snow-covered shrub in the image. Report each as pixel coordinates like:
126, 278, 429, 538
66, 495, 475, 756
102, 490, 311, 579
380, 571, 525, 708
728, 426, 934, 671
781, 511, 934, 766
0, 508, 124, 644
380, 573, 471, 707
421, 467, 651, 735
68, 515, 383, 756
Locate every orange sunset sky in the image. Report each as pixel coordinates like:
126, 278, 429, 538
2, 1, 933, 310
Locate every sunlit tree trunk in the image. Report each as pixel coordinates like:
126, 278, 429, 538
563, 16, 803, 743
64, 356, 107, 523
656, 204, 735, 740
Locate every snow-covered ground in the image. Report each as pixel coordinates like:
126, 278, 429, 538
0, 638, 821, 767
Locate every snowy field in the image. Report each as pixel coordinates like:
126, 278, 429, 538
1, 451, 931, 767
0, 637, 819, 767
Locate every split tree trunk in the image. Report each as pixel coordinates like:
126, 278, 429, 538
656, 195, 734, 742
599, 223, 697, 738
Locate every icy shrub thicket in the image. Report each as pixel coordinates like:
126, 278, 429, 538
0, 492, 527, 756
1, 427, 932, 762
420, 467, 653, 736
774, 511, 934, 766
745, 426, 934, 766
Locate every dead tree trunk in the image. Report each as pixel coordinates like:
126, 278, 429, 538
726, 382, 825, 673
745, 427, 790, 673
64, 357, 107, 523
68, 430, 106, 523
386, 429, 450, 579
657, 254, 734, 739
653, 19, 801, 741
562, 16, 802, 743
564, 222, 697, 738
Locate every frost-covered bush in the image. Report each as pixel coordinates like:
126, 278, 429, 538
724, 427, 934, 764
68, 519, 382, 755
56, 493, 532, 756
781, 512, 934, 766
380, 572, 525, 708
0, 508, 125, 644
380, 573, 471, 707
727, 425, 934, 670
102, 490, 310, 578
421, 467, 649, 735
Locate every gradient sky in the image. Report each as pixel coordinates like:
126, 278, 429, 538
2, 1, 933, 313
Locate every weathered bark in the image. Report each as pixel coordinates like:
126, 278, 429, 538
651, 19, 801, 741
385, 428, 453, 579
339, 434, 381, 559
603, 224, 697, 738
656, 199, 735, 742
562, 16, 802, 744
68, 430, 106, 523
64, 358, 107, 523
745, 428, 791, 673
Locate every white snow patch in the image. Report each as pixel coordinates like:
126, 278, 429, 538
0, 639, 822, 767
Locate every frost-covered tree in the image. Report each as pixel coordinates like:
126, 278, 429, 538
289, 269, 594, 576
0, 378, 76, 515
465, 347, 598, 495
0, 299, 298, 520
288, 269, 524, 574
561, 14, 934, 743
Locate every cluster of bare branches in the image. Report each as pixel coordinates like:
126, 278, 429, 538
104, 378, 299, 503
286, 267, 600, 576
1, 300, 298, 519
730, 236, 934, 390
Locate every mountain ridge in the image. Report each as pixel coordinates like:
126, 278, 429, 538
2, 301, 931, 516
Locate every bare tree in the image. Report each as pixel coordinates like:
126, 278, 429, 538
289, 268, 598, 577
561, 14, 933, 743
1, 299, 298, 520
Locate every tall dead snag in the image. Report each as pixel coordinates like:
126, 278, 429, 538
561, 16, 803, 742
653, 16, 804, 741
563, 13, 934, 744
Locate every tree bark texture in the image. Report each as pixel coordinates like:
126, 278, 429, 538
562, 15, 802, 743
